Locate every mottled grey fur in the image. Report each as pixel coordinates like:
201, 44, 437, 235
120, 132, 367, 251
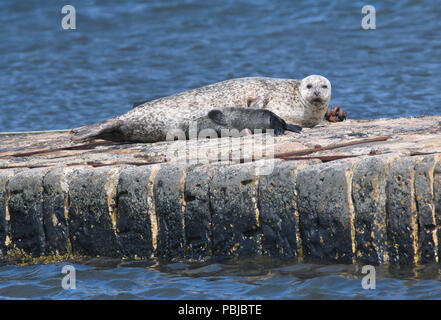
71, 75, 331, 143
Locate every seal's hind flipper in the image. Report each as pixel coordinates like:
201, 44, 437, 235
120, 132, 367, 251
208, 109, 229, 125
268, 113, 287, 136
285, 124, 302, 133
132, 100, 149, 108
70, 119, 125, 142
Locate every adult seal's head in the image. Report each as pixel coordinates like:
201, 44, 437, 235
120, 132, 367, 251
299, 75, 331, 108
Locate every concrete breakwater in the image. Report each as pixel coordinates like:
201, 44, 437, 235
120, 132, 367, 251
1, 116, 441, 264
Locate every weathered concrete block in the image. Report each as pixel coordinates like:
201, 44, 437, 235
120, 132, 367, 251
116, 165, 160, 258
297, 159, 357, 264
8, 168, 49, 255
68, 167, 120, 257
414, 155, 439, 263
183, 164, 219, 260
210, 162, 262, 257
352, 155, 398, 264
154, 163, 189, 260
0, 169, 19, 256
386, 157, 418, 264
42, 167, 72, 255
257, 160, 312, 258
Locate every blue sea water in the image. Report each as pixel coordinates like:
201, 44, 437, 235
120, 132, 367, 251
1, 0, 441, 299
1, 258, 441, 300
1, 0, 441, 132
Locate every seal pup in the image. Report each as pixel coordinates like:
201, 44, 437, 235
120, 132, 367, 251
71, 75, 331, 143
184, 107, 302, 139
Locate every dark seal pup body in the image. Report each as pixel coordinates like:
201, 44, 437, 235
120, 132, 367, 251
185, 107, 302, 138
71, 75, 331, 143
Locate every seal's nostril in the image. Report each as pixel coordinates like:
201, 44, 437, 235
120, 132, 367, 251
314, 91, 320, 96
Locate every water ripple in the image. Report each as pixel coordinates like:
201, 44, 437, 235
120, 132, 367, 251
1, 258, 441, 299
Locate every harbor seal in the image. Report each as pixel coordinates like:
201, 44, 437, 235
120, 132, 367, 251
184, 107, 302, 138
71, 75, 331, 143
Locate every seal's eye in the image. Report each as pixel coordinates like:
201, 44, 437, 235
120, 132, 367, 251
322, 85, 328, 89
307, 84, 312, 89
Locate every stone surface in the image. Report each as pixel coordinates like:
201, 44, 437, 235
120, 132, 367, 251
210, 162, 262, 257
67, 167, 120, 257
414, 155, 439, 263
183, 163, 219, 260
116, 165, 160, 258
1, 115, 441, 170
297, 159, 357, 263
258, 160, 315, 257
8, 168, 49, 255
351, 154, 399, 264
386, 157, 418, 264
42, 167, 73, 255
0, 169, 18, 256
154, 162, 189, 260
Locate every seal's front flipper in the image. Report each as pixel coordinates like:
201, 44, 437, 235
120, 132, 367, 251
208, 109, 229, 126
247, 97, 268, 109
70, 119, 125, 142
285, 124, 302, 133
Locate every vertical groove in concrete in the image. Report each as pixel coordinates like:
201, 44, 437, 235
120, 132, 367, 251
104, 167, 124, 235
412, 158, 422, 264
414, 155, 439, 263
0, 169, 19, 256
180, 165, 189, 250
345, 163, 356, 264
64, 186, 72, 254
207, 177, 216, 257
5, 180, 11, 250
433, 156, 441, 261
42, 167, 74, 255
8, 168, 49, 255
293, 170, 303, 261
410, 160, 419, 265
147, 164, 161, 254
432, 155, 439, 262
386, 157, 418, 264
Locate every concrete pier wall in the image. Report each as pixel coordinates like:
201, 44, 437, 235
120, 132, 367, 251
1, 116, 441, 264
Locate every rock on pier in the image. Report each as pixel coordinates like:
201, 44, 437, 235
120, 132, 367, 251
1, 116, 441, 264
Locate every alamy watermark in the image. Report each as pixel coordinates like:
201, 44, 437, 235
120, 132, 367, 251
61, 264, 76, 290
361, 5, 376, 30
61, 5, 76, 30
164, 123, 276, 176
361, 265, 376, 289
